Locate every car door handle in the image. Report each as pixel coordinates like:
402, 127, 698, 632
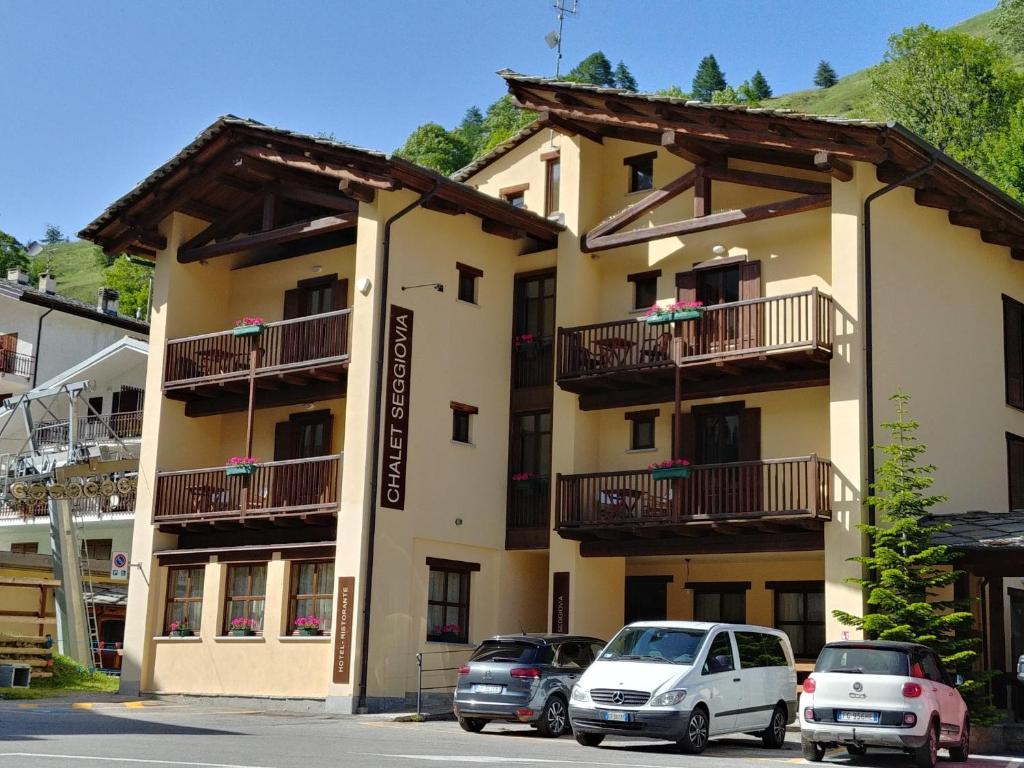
733, 677, 741, 682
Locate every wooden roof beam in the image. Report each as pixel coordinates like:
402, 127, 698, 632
481, 218, 525, 240
914, 189, 968, 213
273, 183, 359, 212
582, 192, 830, 253
178, 188, 268, 253
981, 229, 1024, 249
422, 198, 466, 216
703, 165, 830, 196
178, 212, 357, 263
337, 179, 375, 204
588, 168, 698, 240
949, 210, 1002, 232
661, 130, 722, 166
1013, 249, 1024, 262
813, 152, 853, 182
537, 110, 603, 145
876, 162, 930, 189
238, 146, 397, 191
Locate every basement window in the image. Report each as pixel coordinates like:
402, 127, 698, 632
625, 152, 656, 193
451, 402, 478, 444
456, 262, 483, 305
628, 270, 661, 311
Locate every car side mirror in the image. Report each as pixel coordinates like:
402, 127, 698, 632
1017, 654, 1024, 684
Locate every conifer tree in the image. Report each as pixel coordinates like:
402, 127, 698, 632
814, 59, 839, 88
834, 393, 997, 724
566, 52, 616, 87
613, 61, 638, 92
692, 55, 727, 101
749, 70, 772, 100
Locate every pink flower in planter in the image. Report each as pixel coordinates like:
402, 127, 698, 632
226, 456, 259, 467
648, 458, 692, 471
235, 316, 265, 328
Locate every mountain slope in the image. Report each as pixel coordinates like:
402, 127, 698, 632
29, 240, 108, 305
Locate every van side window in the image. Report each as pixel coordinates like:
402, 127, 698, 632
702, 632, 735, 674
735, 631, 788, 668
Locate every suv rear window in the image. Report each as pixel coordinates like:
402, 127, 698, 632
815, 646, 909, 676
470, 641, 543, 664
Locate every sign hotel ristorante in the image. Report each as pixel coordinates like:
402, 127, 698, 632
381, 305, 414, 510
332, 576, 355, 684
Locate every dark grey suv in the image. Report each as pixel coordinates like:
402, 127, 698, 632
454, 634, 606, 737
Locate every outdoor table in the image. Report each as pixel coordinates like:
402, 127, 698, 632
591, 337, 636, 367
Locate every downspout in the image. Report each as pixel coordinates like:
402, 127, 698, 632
32, 308, 54, 386
862, 154, 937, 528
357, 180, 440, 712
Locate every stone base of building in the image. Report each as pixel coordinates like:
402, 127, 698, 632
973, 724, 1024, 755
148, 692, 327, 714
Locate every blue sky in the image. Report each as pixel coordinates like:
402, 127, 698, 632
0, 0, 994, 244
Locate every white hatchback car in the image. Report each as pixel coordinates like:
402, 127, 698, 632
569, 622, 797, 754
800, 641, 969, 768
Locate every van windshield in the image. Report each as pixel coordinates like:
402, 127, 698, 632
815, 646, 909, 676
601, 626, 707, 665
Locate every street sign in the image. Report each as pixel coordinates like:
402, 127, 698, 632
111, 551, 129, 580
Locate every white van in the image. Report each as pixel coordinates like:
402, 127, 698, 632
568, 621, 797, 753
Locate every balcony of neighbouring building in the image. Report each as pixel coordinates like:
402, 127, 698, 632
506, 474, 550, 550
162, 309, 351, 415
555, 455, 831, 556
556, 290, 833, 410
152, 454, 341, 531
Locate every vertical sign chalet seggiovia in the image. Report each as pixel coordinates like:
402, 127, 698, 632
381, 305, 413, 510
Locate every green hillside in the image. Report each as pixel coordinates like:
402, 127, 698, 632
29, 240, 108, 305
766, 9, 1018, 118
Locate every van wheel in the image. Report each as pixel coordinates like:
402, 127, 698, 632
458, 717, 486, 733
801, 736, 826, 762
575, 732, 604, 747
762, 705, 788, 749
913, 723, 938, 768
678, 706, 710, 754
948, 718, 969, 762
536, 696, 568, 737
847, 745, 867, 756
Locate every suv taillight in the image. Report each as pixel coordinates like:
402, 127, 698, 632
457, 665, 471, 676
902, 682, 923, 698
510, 667, 541, 679
803, 677, 816, 693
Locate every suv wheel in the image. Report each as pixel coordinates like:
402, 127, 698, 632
847, 745, 867, 756
801, 735, 826, 762
536, 696, 568, 737
457, 717, 486, 733
575, 732, 604, 747
948, 718, 969, 762
913, 722, 938, 768
762, 705, 787, 749
678, 706, 709, 754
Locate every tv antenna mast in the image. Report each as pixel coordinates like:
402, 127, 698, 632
546, 0, 579, 77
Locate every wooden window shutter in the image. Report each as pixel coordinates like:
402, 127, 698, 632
273, 420, 299, 462
671, 412, 697, 461
283, 288, 300, 321
0, 333, 17, 353
332, 279, 349, 312
738, 408, 762, 461
118, 385, 143, 412
738, 261, 761, 301
1009, 434, 1024, 510
675, 271, 696, 303
1006, 299, 1024, 409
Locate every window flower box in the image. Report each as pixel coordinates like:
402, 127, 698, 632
644, 301, 704, 325
649, 458, 692, 480
228, 617, 257, 636
511, 472, 543, 494
513, 333, 538, 358
293, 616, 322, 636
232, 316, 265, 337
435, 624, 462, 643
225, 457, 258, 476
168, 621, 194, 638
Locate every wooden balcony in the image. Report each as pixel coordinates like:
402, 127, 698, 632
0, 349, 35, 380
35, 412, 144, 448
556, 290, 833, 410
163, 310, 351, 415
506, 475, 551, 550
556, 456, 831, 556
153, 454, 341, 531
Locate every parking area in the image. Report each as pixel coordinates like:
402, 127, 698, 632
0, 702, 1021, 768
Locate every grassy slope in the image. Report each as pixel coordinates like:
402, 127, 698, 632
765, 9, 1007, 118
30, 240, 108, 305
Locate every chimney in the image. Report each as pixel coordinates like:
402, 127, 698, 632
6, 268, 28, 285
38, 271, 56, 295
97, 287, 120, 316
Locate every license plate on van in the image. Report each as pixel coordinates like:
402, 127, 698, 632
836, 711, 880, 724
602, 711, 633, 723
471, 684, 503, 694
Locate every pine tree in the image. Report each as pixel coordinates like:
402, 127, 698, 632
613, 61, 638, 92
692, 54, 727, 101
43, 224, 66, 245
813, 59, 838, 88
749, 70, 772, 100
566, 52, 616, 87
834, 393, 998, 724
455, 106, 486, 157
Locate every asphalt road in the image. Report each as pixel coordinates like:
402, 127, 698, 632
0, 700, 1020, 768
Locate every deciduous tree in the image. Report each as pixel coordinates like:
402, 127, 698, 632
0, 230, 29, 275
982, 99, 1024, 203
103, 256, 152, 320
994, 0, 1024, 56
394, 123, 472, 175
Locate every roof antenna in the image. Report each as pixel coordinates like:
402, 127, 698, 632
546, 0, 578, 78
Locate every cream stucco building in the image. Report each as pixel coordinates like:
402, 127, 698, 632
80, 74, 1024, 715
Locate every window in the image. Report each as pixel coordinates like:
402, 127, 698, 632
451, 402, 477, 444
10, 542, 38, 555
164, 566, 204, 634
456, 262, 482, 305
734, 631, 789, 668
1008, 432, 1024, 510
770, 581, 825, 659
223, 564, 267, 634
625, 152, 656, 193
289, 560, 334, 633
87, 396, 103, 422
544, 154, 561, 216
500, 184, 529, 209
701, 631, 735, 674
693, 589, 747, 624
626, 410, 657, 450
426, 557, 478, 643
81, 539, 113, 561
1005, 295, 1024, 410
628, 269, 660, 311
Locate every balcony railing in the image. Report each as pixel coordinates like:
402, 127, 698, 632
512, 335, 554, 389
0, 349, 35, 378
163, 309, 352, 390
32, 411, 143, 448
556, 456, 831, 532
507, 475, 550, 531
0, 490, 137, 520
557, 290, 833, 380
153, 454, 342, 524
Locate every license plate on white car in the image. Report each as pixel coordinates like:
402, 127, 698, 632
471, 684, 503, 694
602, 711, 633, 723
836, 711, 880, 724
